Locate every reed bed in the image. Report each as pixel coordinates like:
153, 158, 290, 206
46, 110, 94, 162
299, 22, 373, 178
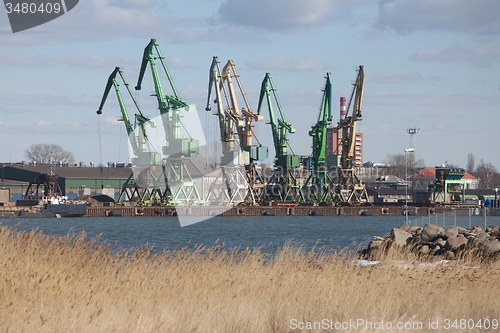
0, 224, 499, 333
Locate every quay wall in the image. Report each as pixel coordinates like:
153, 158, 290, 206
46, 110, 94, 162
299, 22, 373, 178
84, 205, 483, 218
0, 204, 486, 218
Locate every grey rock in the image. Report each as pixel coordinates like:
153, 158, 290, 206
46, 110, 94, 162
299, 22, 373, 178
432, 238, 447, 248
421, 224, 445, 242
399, 225, 411, 232
489, 226, 500, 238
392, 228, 412, 247
444, 226, 460, 239
471, 225, 483, 233
444, 251, 456, 260
445, 235, 468, 250
471, 231, 490, 245
419, 245, 430, 255
483, 240, 500, 254
486, 225, 499, 232
368, 240, 383, 252
408, 226, 422, 234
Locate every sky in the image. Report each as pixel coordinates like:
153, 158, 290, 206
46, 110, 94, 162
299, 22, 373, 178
0, 0, 499, 170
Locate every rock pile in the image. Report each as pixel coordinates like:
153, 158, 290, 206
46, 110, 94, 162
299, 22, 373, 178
362, 223, 500, 260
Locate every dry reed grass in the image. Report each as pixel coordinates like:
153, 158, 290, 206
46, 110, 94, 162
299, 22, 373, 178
1, 224, 499, 333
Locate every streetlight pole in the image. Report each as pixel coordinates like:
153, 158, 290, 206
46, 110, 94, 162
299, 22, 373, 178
404, 148, 414, 225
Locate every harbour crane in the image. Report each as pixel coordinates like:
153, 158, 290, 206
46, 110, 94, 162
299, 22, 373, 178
135, 39, 198, 156
335, 65, 369, 204
206, 57, 268, 204
257, 73, 303, 203
135, 39, 203, 205
204, 56, 255, 205
303, 73, 341, 204
96, 67, 164, 205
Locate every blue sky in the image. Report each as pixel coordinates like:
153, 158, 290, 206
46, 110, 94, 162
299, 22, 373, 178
0, 0, 499, 169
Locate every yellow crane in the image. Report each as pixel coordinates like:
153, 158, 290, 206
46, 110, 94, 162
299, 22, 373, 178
336, 65, 370, 204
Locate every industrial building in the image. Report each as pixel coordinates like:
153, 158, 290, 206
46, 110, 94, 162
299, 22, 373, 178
326, 96, 363, 168
327, 129, 363, 167
1, 163, 133, 200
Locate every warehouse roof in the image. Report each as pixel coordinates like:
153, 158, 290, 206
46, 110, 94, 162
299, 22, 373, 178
2, 164, 132, 179
1, 159, 216, 180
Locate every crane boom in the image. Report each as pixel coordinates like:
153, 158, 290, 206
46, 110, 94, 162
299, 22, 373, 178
257, 73, 298, 167
340, 65, 364, 169
301, 72, 339, 204
135, 39, 185, 109
335, 65, 369, 204
309, 72, 332, 172
135, 39, 188, 142
257, 72, 302, 203
219, 60, 264, 149
206, 56, 239, 154
96, 67, 152, 157
135, 39, 198, 158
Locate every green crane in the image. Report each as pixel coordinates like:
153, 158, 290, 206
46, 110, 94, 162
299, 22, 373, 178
135, 39, 202, 206
96, 67, 164, 205
303, 73, 340, 204
135, 39, 198, 156
257, 73, 303, 203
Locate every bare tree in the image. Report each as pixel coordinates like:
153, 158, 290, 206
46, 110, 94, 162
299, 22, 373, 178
384, 154, 408, 179
24, 144, 75, 165
476, 159, 497, 188
466, 153, 475, 174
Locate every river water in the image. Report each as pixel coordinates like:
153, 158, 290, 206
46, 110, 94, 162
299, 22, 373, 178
2, 214, 500, 254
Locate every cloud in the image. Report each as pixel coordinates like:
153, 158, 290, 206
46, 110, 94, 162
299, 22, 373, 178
0, 91, 78, 107
247, 57, 329, 71
120, 0, 159, 9
0, 52, 136, 68
29, 119, 98, 135
371, 72, 422, 84
104, 117, 121, 125
167, 56, 191, 69
0, 52, 193, 70
217, 0, 335, 31
410, 45, 500, 66
0, 0, 169, 45
369, 92, 500, 109
373, 0, 500, 35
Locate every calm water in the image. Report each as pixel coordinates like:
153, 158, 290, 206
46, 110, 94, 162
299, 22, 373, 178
1, 214, 499, 254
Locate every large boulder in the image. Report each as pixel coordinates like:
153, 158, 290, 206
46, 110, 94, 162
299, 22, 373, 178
488, 226, 500, 238
471, 225, 483, 233
445, 235, 468, 250
421, 224, 445, 242
392, 228, 412, 247
471, 231, 490, 245
432, 238, 447, 248
443, 226, 467, 239
483, 240, 500, 254
419, 244, 430, 255
367, 239, 383, 253
408, 226, 422, 234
